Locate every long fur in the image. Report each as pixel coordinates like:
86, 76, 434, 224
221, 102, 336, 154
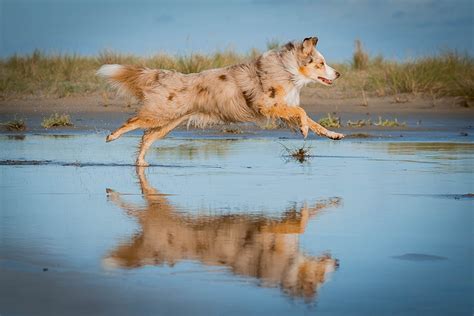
98, 37, 342, 165
98, 39, 338, 129
97, 64, 159, 100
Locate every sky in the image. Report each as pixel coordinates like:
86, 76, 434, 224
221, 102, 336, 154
0, 0, 472, 61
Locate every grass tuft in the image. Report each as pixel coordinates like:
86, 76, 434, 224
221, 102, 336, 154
41, 113, 73, 128
1, 117, 26, 131
346, 118, 372, 127
318, 113, 341, 128
373, 116, 406, 127
346, 117, 406, 127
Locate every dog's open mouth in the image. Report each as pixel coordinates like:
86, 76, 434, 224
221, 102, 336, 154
318, 77, 333, 85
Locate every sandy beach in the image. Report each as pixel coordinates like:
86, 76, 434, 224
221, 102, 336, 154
1, 87, 472, 134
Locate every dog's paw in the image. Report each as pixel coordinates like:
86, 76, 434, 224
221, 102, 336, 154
327, 131, 344, 140
106, 134, 115, 142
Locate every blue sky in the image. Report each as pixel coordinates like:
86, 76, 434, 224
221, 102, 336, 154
1, 0, 472, 61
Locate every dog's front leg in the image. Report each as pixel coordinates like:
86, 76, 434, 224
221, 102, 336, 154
260, 104, 309, 138
307, 118, 344, 140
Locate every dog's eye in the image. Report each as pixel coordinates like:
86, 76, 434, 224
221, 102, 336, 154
308, 58, 313, 64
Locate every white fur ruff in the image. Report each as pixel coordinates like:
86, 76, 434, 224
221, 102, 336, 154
96, 64, 123, 78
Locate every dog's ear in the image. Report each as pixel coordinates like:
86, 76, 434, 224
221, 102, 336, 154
302, 37, 318, 55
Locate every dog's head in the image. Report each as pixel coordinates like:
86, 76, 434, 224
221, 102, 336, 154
296, 37, 340, 86
282, 254, 339, 299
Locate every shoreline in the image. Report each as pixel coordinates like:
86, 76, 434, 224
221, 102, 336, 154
1, 88, 473, 134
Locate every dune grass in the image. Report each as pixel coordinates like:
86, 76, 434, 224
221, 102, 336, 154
364, 52, 474, 98
0, 44, 472, 100
0, 49, 254, 99
352, 39, 369, 70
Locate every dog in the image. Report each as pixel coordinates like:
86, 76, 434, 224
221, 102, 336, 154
98, 37, 344, 166
104, 167, 340, 300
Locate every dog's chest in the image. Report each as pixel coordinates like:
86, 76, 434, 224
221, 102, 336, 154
283, 87, 300, 106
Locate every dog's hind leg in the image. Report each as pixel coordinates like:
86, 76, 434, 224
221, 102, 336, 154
106, 116, 144, 142
136, 116, 189, 167
307, 118, 344, 140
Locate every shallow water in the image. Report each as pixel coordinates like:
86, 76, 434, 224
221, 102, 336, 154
0, 134, 473, 315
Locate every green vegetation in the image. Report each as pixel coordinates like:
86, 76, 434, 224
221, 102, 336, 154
1, 117, 26, 131
373, 116, 406, 127
346, 116, 406, 127
41, 113, 73, 128
348, 40, 473, 98
346, 118, 372, 127
0, 49, 252, 99
366, 52, 473, 98
0, 44, 472, 100
318, 113, 341, 128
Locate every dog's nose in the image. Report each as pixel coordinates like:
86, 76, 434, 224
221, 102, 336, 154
335, 71, 341, 78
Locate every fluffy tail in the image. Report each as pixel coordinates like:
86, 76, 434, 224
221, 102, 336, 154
97, 64, 157, 100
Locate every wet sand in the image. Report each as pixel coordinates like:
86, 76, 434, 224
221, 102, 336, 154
0, 132, 473, 315
1, 90, 473, 133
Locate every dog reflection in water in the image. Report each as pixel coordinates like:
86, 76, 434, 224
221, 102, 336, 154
104, 167, 341, 300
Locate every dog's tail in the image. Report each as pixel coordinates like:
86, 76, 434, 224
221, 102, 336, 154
97, 64, 157, 100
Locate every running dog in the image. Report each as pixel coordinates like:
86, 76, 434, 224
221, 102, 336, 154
98, 37, 344, 166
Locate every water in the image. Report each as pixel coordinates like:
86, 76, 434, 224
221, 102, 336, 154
0, 134, 472, 315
